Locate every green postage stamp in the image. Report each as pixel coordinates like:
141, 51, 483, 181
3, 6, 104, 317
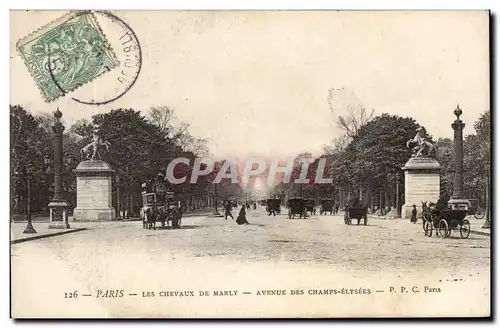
16, 11, 119, 102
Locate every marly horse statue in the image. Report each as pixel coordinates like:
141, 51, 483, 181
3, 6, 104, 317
81, 127, 111, 161
406, 127, 436, 158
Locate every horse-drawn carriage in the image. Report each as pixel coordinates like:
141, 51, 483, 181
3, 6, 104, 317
266, 198, 281, 216
319, 199, 334, 215
304, 199, 316, 216
141, 190, 183, 230
344, 205, 368, 225
287, 198, 307, 219
423, 203, 470, 239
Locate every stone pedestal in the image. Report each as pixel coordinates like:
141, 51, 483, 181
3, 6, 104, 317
48, 200, 70, 229
401, 157, 441, 219
73, 160, 115, 221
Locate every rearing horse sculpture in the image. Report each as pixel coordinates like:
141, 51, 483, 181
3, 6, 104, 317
81, 126, 111, 160
406, 127, 436, 158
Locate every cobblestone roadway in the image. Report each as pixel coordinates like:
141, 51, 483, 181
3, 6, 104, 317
11, 207, 490, 318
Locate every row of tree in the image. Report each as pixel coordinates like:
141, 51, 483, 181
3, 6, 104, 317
270, 88, 490, 211
10, 104, 244, 217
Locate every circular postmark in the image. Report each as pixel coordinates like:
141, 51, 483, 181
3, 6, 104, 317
47, 10, 142, 105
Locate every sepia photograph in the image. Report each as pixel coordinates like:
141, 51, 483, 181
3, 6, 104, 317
9, 9, 491, 318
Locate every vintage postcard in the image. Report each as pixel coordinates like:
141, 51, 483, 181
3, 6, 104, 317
10, 10, 491, 318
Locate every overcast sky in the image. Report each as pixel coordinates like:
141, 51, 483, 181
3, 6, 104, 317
10, 10, 489, 158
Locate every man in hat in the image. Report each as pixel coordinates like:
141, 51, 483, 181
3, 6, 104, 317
224, 200, 234, 220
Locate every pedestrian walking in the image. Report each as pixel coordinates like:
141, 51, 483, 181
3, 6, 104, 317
224, 201, 234, 220
236, 205, 249, 225
411, 204, 417, 223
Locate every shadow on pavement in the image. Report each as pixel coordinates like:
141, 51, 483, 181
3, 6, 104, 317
178, 225, 204, 230
345, 224, 377, 227
141, 225, 204, 231
169, 225, 205, 230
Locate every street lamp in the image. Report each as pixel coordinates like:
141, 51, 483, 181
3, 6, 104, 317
23, 168, 37, 234
395, 171, 401, 218
343, 160, 351, 202
212, 183, 220, 216
116, 175, 121, 220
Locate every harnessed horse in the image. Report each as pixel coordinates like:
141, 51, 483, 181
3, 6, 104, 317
406, 136, 436, 158
142, 207, 158, 230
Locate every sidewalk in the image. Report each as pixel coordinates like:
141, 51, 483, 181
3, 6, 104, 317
11, 209, 218, 244
10, 222, 87, 244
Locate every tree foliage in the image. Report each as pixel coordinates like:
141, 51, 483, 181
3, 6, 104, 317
147, 105, 210, 156
10, 106, 54, 213
328, 87, 375, 138
10, 105, 216, 217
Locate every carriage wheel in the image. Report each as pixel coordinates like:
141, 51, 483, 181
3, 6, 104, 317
460, 219, 471, 239
474, 208, 486, 219
424, 220, 433, 237
438, 219, 449, 238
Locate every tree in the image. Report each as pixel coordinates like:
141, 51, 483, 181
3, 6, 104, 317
323, 134, 350, 155
463, 110, 490, 203
336, 114, 431, 209
328, 87, 375, 138
86, 108, 181, 215
436, 110, 490, 203
434, 138, 454, 199
148, 105, 176, 135
10, 105, 54, 214
147, 105, 210, 156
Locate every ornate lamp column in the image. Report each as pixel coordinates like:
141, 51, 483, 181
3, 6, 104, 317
48, 108, 70, 229
448, 104, 469, 210
452, 105, 466, 199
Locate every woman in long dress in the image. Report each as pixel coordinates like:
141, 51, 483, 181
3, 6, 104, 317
236, 205, 249, 225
